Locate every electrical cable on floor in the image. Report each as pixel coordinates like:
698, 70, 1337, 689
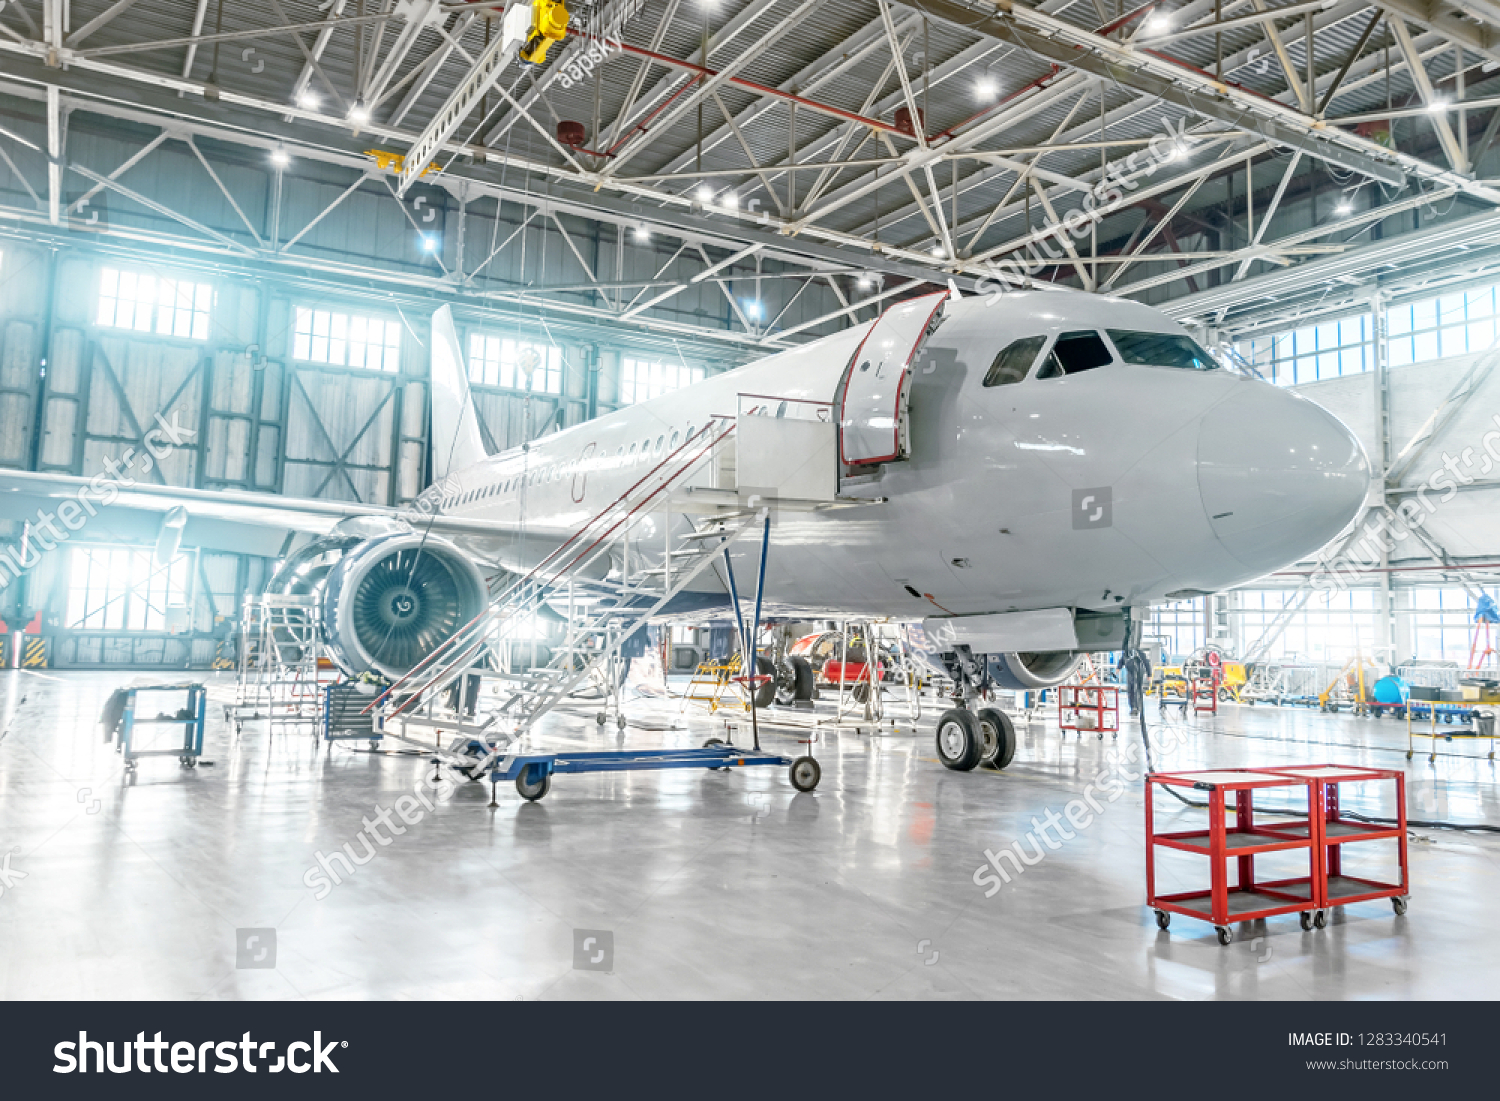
1120, 640, 1499, 832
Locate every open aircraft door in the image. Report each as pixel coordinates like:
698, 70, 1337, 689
837, 291, 948, 466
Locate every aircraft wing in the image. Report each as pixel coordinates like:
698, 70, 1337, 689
0, 468, 531, 559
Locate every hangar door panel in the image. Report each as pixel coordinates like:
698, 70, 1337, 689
838, 292, 946, 466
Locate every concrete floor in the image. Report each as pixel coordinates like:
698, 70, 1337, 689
1, 669, 1496, 1000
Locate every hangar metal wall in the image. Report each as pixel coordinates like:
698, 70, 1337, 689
0, 234, 751, 670
0, 84, 923, 670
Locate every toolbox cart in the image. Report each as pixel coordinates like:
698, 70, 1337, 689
116, 683, 207, 773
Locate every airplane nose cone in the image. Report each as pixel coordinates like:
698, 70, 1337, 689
1197, 384, 1370, 574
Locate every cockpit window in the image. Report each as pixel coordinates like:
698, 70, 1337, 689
1107, 330, 1218, 370
1036, 330, 1113, 379
982, 336, 1047, 387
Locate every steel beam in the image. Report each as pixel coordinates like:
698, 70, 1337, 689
913, 0, 1479, 196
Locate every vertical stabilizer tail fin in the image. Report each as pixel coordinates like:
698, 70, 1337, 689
429, 305, 488, 480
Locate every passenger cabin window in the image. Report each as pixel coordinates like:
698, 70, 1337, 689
1106, 330, 1218, 370
1036, 330, 1113, 379
983, 336, 1047, 387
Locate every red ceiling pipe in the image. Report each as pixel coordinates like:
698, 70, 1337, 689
568, 30, 910, 137
929, 65, 1060, 144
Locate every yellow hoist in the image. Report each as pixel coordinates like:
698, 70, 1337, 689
363, 149, 442, 179
519, 0, 570, 65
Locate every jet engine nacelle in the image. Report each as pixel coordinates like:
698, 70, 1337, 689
320, 532, 488, 680
985, 651, 1087, 690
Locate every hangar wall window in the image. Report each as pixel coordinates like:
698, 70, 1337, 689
1236, 287, 1500, 385
1235, 316, 1370, 385
97, 267, 214, 341
66, 546, 191, 632
292, 306, 401, 372
1233, 588, 1377, 660
467, 334, 562, 394
1410, 585, 1478, 662
1142, 599, 1205, 661
619, 358, 705, 404
1387, 286, 1500, 367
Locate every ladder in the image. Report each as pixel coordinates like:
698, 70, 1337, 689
232, 593, 333, 735
372, 417, 760, 774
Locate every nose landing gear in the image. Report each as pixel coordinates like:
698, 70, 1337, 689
936, 709, 984, 770
934, 646, 1017, 771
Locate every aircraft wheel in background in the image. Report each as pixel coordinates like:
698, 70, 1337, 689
789, 656, 817, 701
752, 656, 777, 708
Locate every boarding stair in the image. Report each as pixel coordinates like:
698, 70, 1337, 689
369, 416, 768, 775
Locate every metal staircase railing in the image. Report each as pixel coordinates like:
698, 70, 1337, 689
370, 416, 756, 770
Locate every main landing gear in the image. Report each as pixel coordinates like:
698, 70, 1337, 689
936, 706, 1017, 771
934, 646, 1016, 772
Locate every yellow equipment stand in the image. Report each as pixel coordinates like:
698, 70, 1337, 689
1407, 705, 1497, 762
1316, 652, 1377, 715
680, 652, 751, 715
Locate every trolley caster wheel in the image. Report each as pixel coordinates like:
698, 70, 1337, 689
515, 768, 551, 802
935, 708, 983, 771
617, 714, 627, 731
1300, 911, 1314, 931
702, 738, 733, 771
975, 708, 1016, 770
1392, 896, 1408, 916
1154, 910, 1170, 930
789, 756, 821, 792
596, 712, 607, 726
1313, 909, 1327, 929
1215, 926, 1233, 946
1406, 751, 1413, 760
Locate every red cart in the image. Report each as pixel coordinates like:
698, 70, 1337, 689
1058, 684, 1119, 738
1147, 768, 1321, 945
1147, 765, 1410, 944
1247, 764, 1409, 918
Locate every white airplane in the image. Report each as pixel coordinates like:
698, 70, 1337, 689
0, 290, 1368, 771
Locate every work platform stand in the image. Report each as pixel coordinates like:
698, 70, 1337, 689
230, 594, 334, 737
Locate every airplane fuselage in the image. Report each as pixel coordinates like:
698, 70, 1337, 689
423, 292, 1369, 625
